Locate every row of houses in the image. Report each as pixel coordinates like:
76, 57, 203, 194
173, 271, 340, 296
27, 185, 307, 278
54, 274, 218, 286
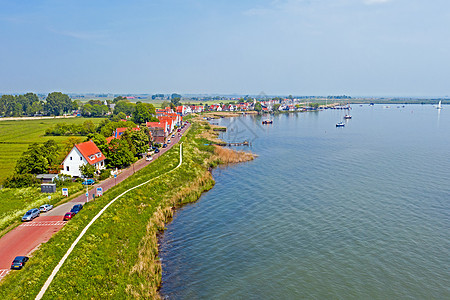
61, 111, 183, 177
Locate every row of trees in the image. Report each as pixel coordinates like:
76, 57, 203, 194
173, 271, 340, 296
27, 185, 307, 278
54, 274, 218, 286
0, 92, 76, 117
0, 93, 42, 117
45, 120, 97, 136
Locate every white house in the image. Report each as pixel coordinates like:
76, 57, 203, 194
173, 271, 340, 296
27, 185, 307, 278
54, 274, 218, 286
61, 140, 106, 177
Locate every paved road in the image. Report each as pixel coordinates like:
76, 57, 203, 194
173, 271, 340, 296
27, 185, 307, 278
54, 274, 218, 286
0, 123, 189, 279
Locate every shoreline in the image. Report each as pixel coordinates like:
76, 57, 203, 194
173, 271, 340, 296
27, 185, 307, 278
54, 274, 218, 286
154, 119, 256, 298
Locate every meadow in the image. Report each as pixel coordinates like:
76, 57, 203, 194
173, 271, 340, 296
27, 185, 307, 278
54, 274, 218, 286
0, 117, 105, 181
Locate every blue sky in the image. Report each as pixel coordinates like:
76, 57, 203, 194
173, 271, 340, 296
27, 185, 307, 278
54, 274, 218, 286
0, 0, 448, 97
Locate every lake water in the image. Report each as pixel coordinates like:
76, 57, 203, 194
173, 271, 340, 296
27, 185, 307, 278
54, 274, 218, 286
160, 105, 450, 299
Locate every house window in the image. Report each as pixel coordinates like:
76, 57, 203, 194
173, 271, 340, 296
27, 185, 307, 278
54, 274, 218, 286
80, 157, 82, 160
66, 166, 70, 171
70, 157, 72, 160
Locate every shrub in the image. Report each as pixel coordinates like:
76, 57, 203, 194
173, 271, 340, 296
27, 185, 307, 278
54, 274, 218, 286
98, 169, 111, 181
3, 173, 40, 188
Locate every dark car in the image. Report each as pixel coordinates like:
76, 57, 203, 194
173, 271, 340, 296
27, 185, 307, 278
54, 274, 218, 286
177, 129, 181, 132
70, 204, 83, 214
11, 256, 29, 270
154, 148, 160, 153
63, 212, 76, 221
162, 144, 167, 148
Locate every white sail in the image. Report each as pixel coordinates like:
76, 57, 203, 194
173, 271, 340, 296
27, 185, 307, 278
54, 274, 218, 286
437, 100, 442, 109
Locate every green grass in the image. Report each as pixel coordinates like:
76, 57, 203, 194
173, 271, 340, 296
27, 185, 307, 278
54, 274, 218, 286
0, 122, 216, 299
0, 182, 85, 236
0, 118, 105, 181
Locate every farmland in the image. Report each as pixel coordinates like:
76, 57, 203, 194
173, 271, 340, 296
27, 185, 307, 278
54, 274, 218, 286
0, 117, 105, 181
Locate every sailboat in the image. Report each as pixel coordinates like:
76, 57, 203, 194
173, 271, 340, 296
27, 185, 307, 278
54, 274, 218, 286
344, 102, 352, 119
437, 100, 443, 109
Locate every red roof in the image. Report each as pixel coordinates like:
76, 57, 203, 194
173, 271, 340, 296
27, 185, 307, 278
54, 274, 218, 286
75, 140, 105, 165
146, 122, 166, 129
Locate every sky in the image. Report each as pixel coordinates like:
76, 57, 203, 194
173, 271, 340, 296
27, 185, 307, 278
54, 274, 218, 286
0, 0, 449, 97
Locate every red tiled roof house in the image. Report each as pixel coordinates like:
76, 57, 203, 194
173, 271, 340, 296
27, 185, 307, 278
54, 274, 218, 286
61, 140, 106, 177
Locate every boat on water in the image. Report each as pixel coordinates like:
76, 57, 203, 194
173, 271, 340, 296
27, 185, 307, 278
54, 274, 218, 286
437, 100, 443, 109
344, 114, 352, 119
262, 120, 273, 124
336, 122, 345, 127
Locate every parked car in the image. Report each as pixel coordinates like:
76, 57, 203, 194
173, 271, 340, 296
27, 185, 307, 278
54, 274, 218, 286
70, 204, 83, 214
63, 212, 76, 221
162, 144, 167, 148
22, 209, 40, 222
146, 156, 153, 161
82, 178, 95, 185
167, 139, 171, 144
172, 134, 175, 138
177, 129, 181, 132
11, 256, 29, 270
154, 148, 160, 153
39, 204, 53, 212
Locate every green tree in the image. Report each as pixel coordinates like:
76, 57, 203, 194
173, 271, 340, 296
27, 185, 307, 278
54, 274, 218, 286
113, 96, 127, 103
133, 103, 157, 124
171, 97, 181, 107
44, 92, 73, 115
108, 139, 135, 168
113, 100, 135, 116
15, 143, 49, 174
273, 104, 281, 112
160, 100, 170, 109
254, 102, 262, 112
79, 163, 96, 178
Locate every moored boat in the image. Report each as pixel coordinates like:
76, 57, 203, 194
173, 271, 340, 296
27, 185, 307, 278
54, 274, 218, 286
262, 120, 273, 124
344, 115, 352, 119
336, 122, 345, 127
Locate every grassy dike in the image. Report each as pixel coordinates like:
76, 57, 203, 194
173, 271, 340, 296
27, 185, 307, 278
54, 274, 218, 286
0, 120, 255, 299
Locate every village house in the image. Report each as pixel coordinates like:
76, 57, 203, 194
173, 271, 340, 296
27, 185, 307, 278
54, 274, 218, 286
146, 121, 168, 143
61, 140, 106, 177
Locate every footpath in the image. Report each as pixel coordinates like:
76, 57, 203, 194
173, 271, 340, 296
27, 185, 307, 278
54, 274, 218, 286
0, 123, 190, 280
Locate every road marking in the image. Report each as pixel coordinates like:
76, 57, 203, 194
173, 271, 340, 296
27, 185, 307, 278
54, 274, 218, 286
0, 269, 10, 280
19, 221, 67, 227
36, 143, 184, 300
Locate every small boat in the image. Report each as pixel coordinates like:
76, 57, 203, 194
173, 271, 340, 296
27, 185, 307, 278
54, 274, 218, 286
437, 100, 443, 109
344, 115, 352, 119
262, 120, 273, 124
336, 122, 345, 127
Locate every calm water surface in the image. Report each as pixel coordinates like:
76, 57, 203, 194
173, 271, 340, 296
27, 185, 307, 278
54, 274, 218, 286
160, 105, 450, 299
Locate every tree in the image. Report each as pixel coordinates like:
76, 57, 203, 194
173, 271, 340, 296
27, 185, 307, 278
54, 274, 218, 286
44, 92, 73, 115
254, 102, 262, 113
133, 103, 157, 124
113, 100, 135, 116
160, 100, 170, 109
108, 139, 135, 168
273, 104, 281, 112
79, 163, 96, 178
171, 97, 181, 107
121, 129, 149, 156
113, 96, 127, 103
15, 143, 49, 174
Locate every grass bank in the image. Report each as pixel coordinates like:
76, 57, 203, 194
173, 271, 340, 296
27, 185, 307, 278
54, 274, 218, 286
0, 120, 255, 299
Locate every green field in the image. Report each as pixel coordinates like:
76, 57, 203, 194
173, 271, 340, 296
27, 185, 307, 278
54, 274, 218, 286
0, 117, 105, 181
